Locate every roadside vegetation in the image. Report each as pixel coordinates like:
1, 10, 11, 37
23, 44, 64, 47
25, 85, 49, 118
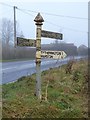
1, 58, 34, 63
2, 59, 88, 118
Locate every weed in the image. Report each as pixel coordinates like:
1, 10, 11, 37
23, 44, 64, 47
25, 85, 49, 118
65, 60, 75, 74
73, 70, 81, 82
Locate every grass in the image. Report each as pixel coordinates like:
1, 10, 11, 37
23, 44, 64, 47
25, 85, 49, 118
2, 59, 88, 118
0, 58, 34, 62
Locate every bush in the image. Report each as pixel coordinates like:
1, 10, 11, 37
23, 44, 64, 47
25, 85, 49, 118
73, 70, 80, 82
83, 70, 89, 83
65, 60, 74, 74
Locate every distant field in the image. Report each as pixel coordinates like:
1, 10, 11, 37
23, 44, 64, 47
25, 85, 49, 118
0, 58, 34, 62
2, 59, 88, 118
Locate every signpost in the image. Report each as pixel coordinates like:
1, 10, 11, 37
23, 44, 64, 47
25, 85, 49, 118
34, 13, 44, 100
17, 37, 36, 47
41, 30, 63, 40
16, 13, 65, 100
41, 50, 67, 59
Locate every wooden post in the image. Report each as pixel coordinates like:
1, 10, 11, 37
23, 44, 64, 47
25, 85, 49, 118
14, 6, 17, 48
34, 13, 44, 100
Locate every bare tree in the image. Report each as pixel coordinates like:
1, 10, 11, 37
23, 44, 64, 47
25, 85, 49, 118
1, 18, 35, 60
1, 18, 14, 59
2, 18, 14, 46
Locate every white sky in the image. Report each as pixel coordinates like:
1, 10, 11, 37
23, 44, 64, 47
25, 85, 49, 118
0, 0, 89, 47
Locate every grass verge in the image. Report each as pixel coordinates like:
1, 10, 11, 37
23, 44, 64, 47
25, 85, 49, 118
0, 58, 34, 62
2, 59, 88, 118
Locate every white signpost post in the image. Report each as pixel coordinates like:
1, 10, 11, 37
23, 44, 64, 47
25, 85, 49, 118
16, 13, 67, 100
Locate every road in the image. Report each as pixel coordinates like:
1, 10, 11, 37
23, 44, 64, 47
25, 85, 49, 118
1, 56, 86, 84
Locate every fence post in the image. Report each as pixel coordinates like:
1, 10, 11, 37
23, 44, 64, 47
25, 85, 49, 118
34, 13, 44, 100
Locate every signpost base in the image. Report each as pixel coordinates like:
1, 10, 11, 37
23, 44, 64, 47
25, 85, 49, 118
36, 62, 41, 100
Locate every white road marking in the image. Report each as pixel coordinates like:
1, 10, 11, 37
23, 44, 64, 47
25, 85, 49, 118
2, 67, 17, 71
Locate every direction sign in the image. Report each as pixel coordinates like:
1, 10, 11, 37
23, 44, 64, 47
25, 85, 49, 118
41, 50, 67, 59
17, 37, 36, 47
41, 30, 63, 40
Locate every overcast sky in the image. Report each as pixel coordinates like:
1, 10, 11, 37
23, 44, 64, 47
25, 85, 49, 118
0, 0, 89, 47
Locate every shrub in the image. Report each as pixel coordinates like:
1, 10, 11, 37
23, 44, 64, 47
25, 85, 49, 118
65, 60, 74, 74
73, 70, 80, 82
83, 70, 89, 83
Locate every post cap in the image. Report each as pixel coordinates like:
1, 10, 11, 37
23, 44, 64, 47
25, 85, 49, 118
34, 13, 44, 23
